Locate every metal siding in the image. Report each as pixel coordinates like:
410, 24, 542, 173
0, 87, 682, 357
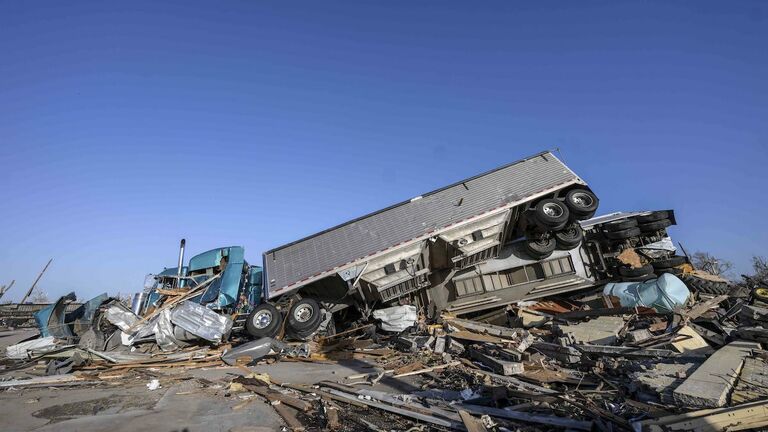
265, 152, 581, 294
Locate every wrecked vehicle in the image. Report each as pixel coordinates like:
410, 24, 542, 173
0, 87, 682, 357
137, 242, 263, 333
136, 151, 696, 342
134, 151, 601, 340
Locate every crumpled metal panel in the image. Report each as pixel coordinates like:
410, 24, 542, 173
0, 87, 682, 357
34, 292, 77, 338
6, 336, 57, 359
170, 300, 233, 343
104, 304, 140, 333
220, 337, 308, 366
154, 309, 181, 351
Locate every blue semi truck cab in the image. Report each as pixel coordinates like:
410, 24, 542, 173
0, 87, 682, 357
140, 244, 263, 331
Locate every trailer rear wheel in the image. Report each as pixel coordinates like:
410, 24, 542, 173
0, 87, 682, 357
652, 256, 687, 270
639, 219, 672, 233
604, 219, 638, 232
564, 189, 599, 219
618, 264, 655, 279
636, 211, 669, 224
245, 303, 282, 338
287, 298, 323, 335
604, 227, 641, 240
524, 236, 556, 259
554, 223, 583, 249
533, 199, 570, 230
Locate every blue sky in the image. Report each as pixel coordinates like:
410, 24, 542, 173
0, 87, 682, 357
1, 1, 766, 301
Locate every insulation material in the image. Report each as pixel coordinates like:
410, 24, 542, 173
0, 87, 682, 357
372, 305, 418, 332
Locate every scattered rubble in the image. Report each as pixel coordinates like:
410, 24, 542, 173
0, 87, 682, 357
3, 269, 766, 431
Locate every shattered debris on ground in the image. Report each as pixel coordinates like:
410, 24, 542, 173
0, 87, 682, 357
3, 268, 767, 431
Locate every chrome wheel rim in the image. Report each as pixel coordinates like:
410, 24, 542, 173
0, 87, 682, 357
571, 192, 593, 209
253, 310, 272, 329
294, 304, 314, 323
542, 202, 564, 218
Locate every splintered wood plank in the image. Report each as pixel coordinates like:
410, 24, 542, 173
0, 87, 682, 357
459, 410, 488, 432
272, 402, 305, 431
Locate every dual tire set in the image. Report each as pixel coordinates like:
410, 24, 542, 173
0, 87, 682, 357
605, 211, 679, 281
524, 188, 599, 260
602, 211, 672, 242
245, 297, 323, 339
615, 256, 688, 282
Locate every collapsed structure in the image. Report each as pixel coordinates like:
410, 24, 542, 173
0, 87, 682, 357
2, 150, 766, 432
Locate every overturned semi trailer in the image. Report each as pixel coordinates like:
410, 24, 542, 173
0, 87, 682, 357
254, 151, 600, 337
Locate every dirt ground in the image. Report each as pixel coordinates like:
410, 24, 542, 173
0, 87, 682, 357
0, 329, 419, 432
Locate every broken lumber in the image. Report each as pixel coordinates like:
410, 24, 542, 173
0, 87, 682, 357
444, 317, 519, 339
272, 402, 305, 431
321, 398, 341, 430
574, 344, 696, 359
324, 388, 464, 429
458, 410, 488, 432
683, 294, 728, 320
670, 325, 713, 355
245, 385, 313, 412
633, 399, 768, 431
447, 331, 509, 344
0, 374, 84, 388
455, 403, 593, 430
469, 369, 558, 394
468, 346, 523, 375
393, 361, 460, 378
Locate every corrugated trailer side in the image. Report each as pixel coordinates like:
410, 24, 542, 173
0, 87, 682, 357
264, 151, 586, 299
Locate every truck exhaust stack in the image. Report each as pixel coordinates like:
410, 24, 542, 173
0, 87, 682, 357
176, 238, 186, 287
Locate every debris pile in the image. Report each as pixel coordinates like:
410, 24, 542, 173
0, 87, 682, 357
4, 268, 768, 431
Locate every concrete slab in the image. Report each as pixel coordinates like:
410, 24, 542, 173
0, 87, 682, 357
673, 340, 761, 408
732, 357, 768, 404
556, 316, 625, 345
630, 362, 699, 404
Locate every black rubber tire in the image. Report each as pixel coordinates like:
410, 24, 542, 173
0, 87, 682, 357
753, 287, 768, 302
533, 199, 570, 230
524, 227, 548, 241
636, 211, 669, 224
639, 219, 672, 233
604, 218, 638, 232
680, 274, 729, 295
651, 256, 687, 270
564, 189, 599, 219
287, 298, 323, 334
605, 227, 641, 240
618, 264, 655, 278
621, 274, 658, 282
554, 223, 583, 249
524, 237, 556, 259
245, 303, 282, 338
